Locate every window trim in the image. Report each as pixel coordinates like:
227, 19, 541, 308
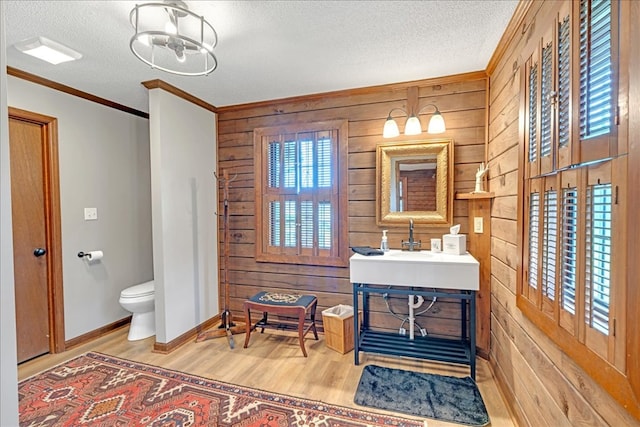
253, 120, 349, 267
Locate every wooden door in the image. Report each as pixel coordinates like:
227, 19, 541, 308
8, 108, 65, 363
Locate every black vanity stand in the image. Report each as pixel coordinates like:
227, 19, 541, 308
352, 283, 477, 380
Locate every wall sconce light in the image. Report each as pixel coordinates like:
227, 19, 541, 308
130, 0, 218, 76
383, 104, 446, 138
382, 87, 446, 138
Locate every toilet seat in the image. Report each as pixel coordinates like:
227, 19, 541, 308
120, 281, 154, 299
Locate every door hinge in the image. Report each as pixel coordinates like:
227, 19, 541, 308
615, 185, 619, 205
615, 106, 620, 125
612, 318, 616, 337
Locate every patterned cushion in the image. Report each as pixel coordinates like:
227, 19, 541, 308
248, 291, 316, 308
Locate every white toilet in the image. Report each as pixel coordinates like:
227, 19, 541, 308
119, 280, 155, 341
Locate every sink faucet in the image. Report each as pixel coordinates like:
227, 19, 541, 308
402, 218, 421, 251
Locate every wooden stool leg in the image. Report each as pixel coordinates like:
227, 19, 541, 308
297, 307, 308, 357
309, 300, 318, 339
259, 312, 268, 333
243, 304, 252, 349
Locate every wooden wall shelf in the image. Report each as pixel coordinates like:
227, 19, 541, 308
456, 192, 495, 200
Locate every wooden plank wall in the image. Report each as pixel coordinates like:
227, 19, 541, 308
405, 169, 436, 211
216, 74, 487, 339
486, 1, 639, 425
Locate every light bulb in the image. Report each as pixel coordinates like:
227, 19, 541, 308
427, 112, 446, 134
383, 117, 400, 138
404, 115, 422, 135
176, 49, 186, 63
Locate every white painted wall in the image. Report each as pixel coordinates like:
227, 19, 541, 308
1, 18, 217, 421
0, 3, 19, 425
6, 77, 153, 340
147, 88, 218, 343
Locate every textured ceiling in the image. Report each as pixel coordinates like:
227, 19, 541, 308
4, 1, 518, 113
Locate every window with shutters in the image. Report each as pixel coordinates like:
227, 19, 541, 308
254, 120, 349, 267
517, 0, 631, 408
525, 0, 619, 173
519, 161, 624, 373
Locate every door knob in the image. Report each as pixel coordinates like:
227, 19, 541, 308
33, 248, 47, 257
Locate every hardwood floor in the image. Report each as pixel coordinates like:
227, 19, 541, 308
18, 326, 516, 427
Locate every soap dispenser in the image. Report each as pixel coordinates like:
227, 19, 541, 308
380, 230, 390, 252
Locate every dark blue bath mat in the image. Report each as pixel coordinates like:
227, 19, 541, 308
354, 364, 489, 426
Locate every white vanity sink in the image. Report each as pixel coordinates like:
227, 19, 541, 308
350, 249, 479, 290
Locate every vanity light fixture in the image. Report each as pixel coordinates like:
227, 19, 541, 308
129, 0, 218, 76
383, 103, 446, 138
14, 36, 82, 65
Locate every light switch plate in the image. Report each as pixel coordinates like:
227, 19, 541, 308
84, 207, 98, 221
474, 217, 483, 233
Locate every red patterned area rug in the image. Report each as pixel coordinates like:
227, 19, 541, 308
19, 352, 424, 426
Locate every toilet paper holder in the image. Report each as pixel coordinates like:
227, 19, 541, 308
77, 251, 103, 260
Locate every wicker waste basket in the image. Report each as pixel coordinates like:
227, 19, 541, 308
322, 304, 356, 354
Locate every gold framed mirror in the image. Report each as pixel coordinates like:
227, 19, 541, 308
376, 139, 453, 226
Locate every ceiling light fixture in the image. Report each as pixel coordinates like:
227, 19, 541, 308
382, 87, 446, 138
14, 36, 82, 65
129, 0, 218, 76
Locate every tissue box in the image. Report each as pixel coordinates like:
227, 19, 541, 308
443, 234, 466, 255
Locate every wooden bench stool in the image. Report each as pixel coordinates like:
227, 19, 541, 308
243, 291, 318, 357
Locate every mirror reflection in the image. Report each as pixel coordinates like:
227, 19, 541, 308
376, 139, 453, 226
390, 157, 437, 212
